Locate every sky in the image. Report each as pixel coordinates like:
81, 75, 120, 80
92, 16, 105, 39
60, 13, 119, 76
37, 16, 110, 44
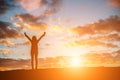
0, 0, 120, 59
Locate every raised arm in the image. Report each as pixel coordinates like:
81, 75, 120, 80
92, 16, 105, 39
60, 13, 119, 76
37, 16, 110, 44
24, 32, 31, 42
37, 32, 46, 42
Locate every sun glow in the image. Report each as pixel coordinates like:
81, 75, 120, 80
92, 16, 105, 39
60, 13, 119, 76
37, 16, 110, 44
70, 57, 81, 67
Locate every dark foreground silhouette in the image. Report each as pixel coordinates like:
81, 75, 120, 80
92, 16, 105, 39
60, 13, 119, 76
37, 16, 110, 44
24, 32, 46, 70
0, 67, 120, 80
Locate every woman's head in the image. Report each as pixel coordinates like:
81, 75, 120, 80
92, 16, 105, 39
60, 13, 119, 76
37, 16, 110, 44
32, 36, 37, 40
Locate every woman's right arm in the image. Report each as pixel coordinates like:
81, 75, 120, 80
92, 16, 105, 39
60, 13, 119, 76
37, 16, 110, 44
24, 32, 31, 42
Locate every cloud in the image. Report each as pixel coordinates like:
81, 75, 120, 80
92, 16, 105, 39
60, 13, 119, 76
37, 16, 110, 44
85, 33, 120, 42
15, 14, 42, 23
0, 21, 21, 39
70, 15, 120, 36
70, 26, 94, 36
0, 54, 120, 71
0, 39, 30, 47
15, 0, 41, 12
13, 14, 48, 30
16, 0, 63, 14
13, 13, 48, 31
13, 0, 63, 31
67, 40, 118, 48
0, 58, 30, 71
15, 41, 30, 46
115, 50, 120, 55
108, 0, 120, 7
0, 39, 14, 47
0, 0, 17, 14
106, 33, 120, 41
66, 15, 120, 47
0, 49, 10, 55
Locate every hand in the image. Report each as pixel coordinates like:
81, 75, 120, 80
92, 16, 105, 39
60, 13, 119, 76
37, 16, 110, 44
43, 32, 46, 36
24, 32, 27, 36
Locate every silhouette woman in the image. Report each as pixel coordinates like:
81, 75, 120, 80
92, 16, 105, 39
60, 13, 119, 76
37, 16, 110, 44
24, 32, 46, 70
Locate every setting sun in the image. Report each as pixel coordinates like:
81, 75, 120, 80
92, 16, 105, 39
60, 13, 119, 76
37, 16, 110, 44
70, 57, 81, 67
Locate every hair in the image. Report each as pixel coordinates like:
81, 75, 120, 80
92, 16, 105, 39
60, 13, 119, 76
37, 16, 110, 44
32, 36, 37, 40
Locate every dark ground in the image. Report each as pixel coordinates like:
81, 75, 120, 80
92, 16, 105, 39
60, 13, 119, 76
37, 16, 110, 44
0, 67, 120, 80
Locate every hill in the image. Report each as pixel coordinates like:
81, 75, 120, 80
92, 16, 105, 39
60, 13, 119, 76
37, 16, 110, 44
0, 67, 120, 80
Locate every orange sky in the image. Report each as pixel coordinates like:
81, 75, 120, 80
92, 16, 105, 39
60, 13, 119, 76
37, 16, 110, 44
0, 0, 120, 59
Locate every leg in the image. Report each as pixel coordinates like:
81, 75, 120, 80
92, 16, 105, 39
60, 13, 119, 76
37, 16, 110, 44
35, 51, 38, 70
31, 51, 34, 70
